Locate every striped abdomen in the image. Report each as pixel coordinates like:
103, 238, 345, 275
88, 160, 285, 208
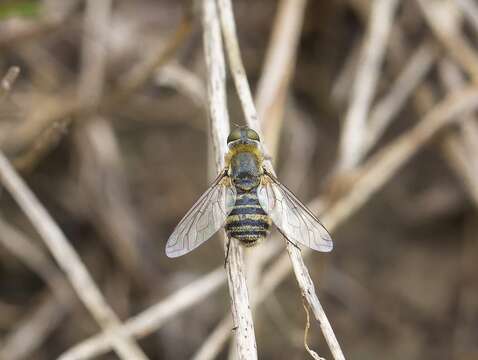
225, 188, 271, 247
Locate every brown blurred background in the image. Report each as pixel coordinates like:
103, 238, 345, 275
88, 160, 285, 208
0, 0, 477, 359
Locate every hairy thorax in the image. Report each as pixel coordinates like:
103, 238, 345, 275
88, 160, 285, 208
226, 143, 264, 191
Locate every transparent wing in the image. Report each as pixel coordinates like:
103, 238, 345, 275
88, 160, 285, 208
166, 172, 236, 258
257, 171, 333, 252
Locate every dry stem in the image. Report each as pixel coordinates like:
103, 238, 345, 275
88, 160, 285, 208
338, 0, 400, 171
203, 1, 257, 359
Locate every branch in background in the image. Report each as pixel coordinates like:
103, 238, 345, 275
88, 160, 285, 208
203, 1, 258, 359
364, 42, 436, 154
456, 0, 478, 35
216, 0, 261, 133
0, 68, 148, 360
192, 314, 234, 360
416, 0, 478, 81
0, 219, 74, 360
0, 217, 71, 304
58, 268, 225, 360
75, 0, 148, 280
254, 0, 308, 158
0, 292, 68, 360
338, 0, 400, 171
438, 60, 478, 206
1, 9, 193, 159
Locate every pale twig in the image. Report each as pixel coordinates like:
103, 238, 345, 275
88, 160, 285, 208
416, 0, 478, 81
203, 1, 257, 359
323, 85, 478, 230
364, 42, 436, 154
216, 0, 261, 134
192, 314, 234, 360
438, 60, 478, 206
338, 0, 400, 171
242, 1, 309, 356
58, 268, 225, 360
254, 0, 308, 158
156, 63, 207, 108
442, 134, 478, 206
331, 41, 361, 106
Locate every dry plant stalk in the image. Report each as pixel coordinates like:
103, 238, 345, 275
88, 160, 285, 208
416, 0, 478, 81
255, 0, 307, 157
338, 0, 400, 171
59, 268, 225, 359
203, 0, 257, 359
0, 68, 148, 360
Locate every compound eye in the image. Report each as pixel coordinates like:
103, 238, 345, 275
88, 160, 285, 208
227, 129, 241, 143
247, 129, 260, 141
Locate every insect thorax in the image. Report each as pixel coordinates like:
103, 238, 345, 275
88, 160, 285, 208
227, 145, 263, 191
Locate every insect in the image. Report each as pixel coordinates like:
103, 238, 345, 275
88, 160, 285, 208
165, 127, 333, 260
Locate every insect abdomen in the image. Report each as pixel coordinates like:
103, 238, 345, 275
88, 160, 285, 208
226, 189, 270, 246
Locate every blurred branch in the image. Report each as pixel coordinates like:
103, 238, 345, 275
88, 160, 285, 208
323, 85, 478, 230
0, 219, 74, 360
217, 0, 261, 134
254, 0, 307, 159
75, 0, 148, 279
58, 267, 225, 360
156, 63, 207, 108
0, 152, 149, 360
364, 42, 436, 154
338, 0, 400, 171
439, 60, 478, 206
1, 10, 193, 159
0, 292, 68, 360
0, 216, 71, 304
192, 314, 233, 360
416, 0, 478, 81
456, 0, 478, 35
0, 68, 148, 360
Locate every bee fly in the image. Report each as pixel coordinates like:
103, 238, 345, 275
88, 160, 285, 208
165, 127, 333, 260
